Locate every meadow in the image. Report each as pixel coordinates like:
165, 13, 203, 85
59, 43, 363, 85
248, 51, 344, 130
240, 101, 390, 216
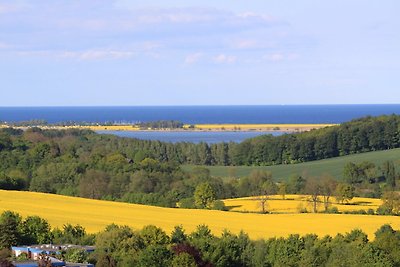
183, 148, 400, 180
1, 190, 399, 240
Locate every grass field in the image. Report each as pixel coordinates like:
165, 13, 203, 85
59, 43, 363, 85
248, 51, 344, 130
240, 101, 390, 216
182, 148, 400, 180
223, 194, 382, 214
1, 190, 399, 240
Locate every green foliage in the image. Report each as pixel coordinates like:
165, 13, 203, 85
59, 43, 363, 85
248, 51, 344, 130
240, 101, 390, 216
53, 224, 87, 244
140, 225, 170, 246
20, 216, 52, 245
171, 225, 187, 244
3, 210, 400, 267
64, 248, 89, 263
211, 200, 227, 211
0, 248, 14, 267
136, 245, 172, 267
0, 211, 22, 248
335, 183, 355, 204
194, 182, 216, 209
171, 252, 197, 267
377, 191, 400, 215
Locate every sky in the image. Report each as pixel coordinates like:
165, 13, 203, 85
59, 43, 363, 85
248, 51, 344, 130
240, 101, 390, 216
0, 0, 399, 106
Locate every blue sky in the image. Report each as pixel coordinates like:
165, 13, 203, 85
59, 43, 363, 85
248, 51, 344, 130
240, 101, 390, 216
0, 0, 399, 106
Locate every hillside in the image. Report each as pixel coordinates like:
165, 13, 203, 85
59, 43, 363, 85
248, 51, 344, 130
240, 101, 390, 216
1, 190, 399, 240
223, 194, 383, 213
183, 148, 400, 180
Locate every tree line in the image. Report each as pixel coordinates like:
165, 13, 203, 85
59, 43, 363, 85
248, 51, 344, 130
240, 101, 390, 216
1, 211, 400, 267
0, 124, 399, 208
2, 115, 399, 167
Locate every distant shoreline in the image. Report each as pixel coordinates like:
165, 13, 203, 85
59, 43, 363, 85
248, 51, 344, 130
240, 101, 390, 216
0, 123, 338, 133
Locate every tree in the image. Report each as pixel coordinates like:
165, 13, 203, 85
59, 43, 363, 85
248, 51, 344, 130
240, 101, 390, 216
288, 175, 306, 194
278, 182, 287, 200
0, 211, 22, 248
194, 183, 216, 209
320, 175, 337, 212
382, 160, 396, 188
377, 191, 400, 215
20, 216, 52, 245
136, 245, 172, 267
140, 225, 170, 246
0, 248, 14, 267
343, 162, 361, 185
171, 225, 187, 244
79, 169, 109, 199
171, 253, 197, 267
258, 179, 277, 214
53, 224, 86, 244
305, 178, 322, 213
334, 183, 355, 204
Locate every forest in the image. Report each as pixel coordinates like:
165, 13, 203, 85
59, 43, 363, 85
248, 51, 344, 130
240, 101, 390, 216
0, 115, 399, 208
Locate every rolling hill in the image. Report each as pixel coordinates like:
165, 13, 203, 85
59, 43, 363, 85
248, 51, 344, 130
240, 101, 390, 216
1, 190, 399, 240
183, 148, 400, 180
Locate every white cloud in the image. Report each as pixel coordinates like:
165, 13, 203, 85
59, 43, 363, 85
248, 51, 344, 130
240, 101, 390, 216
263, 52, 299, 62
61, 50, 135, 61
213, 54, 236, 64
0, 42, 10, 49
234, 40, 258, 49
13, 49, 135, 61
0, 3, 24, 14
184, 52, 203, 64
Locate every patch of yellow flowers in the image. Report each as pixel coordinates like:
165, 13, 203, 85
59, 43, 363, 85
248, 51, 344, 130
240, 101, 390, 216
1, 190, 398, 240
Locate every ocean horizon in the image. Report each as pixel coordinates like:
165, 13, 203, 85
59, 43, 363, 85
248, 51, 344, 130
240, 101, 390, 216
1, 104, 400, 124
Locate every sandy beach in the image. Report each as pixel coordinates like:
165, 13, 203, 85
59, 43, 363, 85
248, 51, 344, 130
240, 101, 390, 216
0, 123, 337, 132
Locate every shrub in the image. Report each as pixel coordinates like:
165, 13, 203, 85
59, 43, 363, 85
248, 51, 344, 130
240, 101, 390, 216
211, 200, 227, 211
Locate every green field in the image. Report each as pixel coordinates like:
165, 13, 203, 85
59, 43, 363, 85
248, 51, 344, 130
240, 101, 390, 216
182, 148, 400, 181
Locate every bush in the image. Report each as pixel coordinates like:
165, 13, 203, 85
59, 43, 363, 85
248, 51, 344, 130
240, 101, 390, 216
367, 209, 375, 215
376, 204, 393, 215
211, 200, 227, 211
179, 198, 195, 209
343, 209, 367, 215
325, 207, 340, 214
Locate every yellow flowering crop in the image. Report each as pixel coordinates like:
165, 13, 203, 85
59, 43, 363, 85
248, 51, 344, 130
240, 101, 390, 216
1, 190, 398, 240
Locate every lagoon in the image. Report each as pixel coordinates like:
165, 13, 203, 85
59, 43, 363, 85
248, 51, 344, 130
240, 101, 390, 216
97, 130, 285, 144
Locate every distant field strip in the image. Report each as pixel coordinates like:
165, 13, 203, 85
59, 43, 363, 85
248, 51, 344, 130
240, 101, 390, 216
183, 148, 400, 180
189, 124, 336, 131
1, 190, 399, 240
223, 195, 382, 214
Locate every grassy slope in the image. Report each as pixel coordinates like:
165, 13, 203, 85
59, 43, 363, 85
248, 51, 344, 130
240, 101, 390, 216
182, 148, 400, 180
1, 190, 400, 240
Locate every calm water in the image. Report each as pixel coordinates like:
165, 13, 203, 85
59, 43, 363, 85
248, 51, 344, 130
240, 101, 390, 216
2, 105, 399, 143
97, 130, 284, 144
1, 105, 400, 124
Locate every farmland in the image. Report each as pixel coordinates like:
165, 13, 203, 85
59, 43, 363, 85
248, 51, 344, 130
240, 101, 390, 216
1, 190, 399, 240
223, 194, 382, 213
183, 148, 400, 180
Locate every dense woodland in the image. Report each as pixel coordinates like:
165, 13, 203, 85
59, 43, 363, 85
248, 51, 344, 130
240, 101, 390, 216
0, 115, 400, 208
1, 211, 400, 267
2, 115, 400, 166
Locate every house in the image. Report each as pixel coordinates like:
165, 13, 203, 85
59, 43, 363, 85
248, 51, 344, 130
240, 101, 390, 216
11, 245, 94, 267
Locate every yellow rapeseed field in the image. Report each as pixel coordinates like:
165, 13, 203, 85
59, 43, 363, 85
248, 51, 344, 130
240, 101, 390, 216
223, 195, 383, 214
1, 190, 398, 240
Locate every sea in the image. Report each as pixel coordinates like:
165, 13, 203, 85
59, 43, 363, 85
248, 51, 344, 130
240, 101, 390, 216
1, 105, 399, 143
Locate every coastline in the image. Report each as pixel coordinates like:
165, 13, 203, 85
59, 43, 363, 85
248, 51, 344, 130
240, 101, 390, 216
0, 123, 338, 132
